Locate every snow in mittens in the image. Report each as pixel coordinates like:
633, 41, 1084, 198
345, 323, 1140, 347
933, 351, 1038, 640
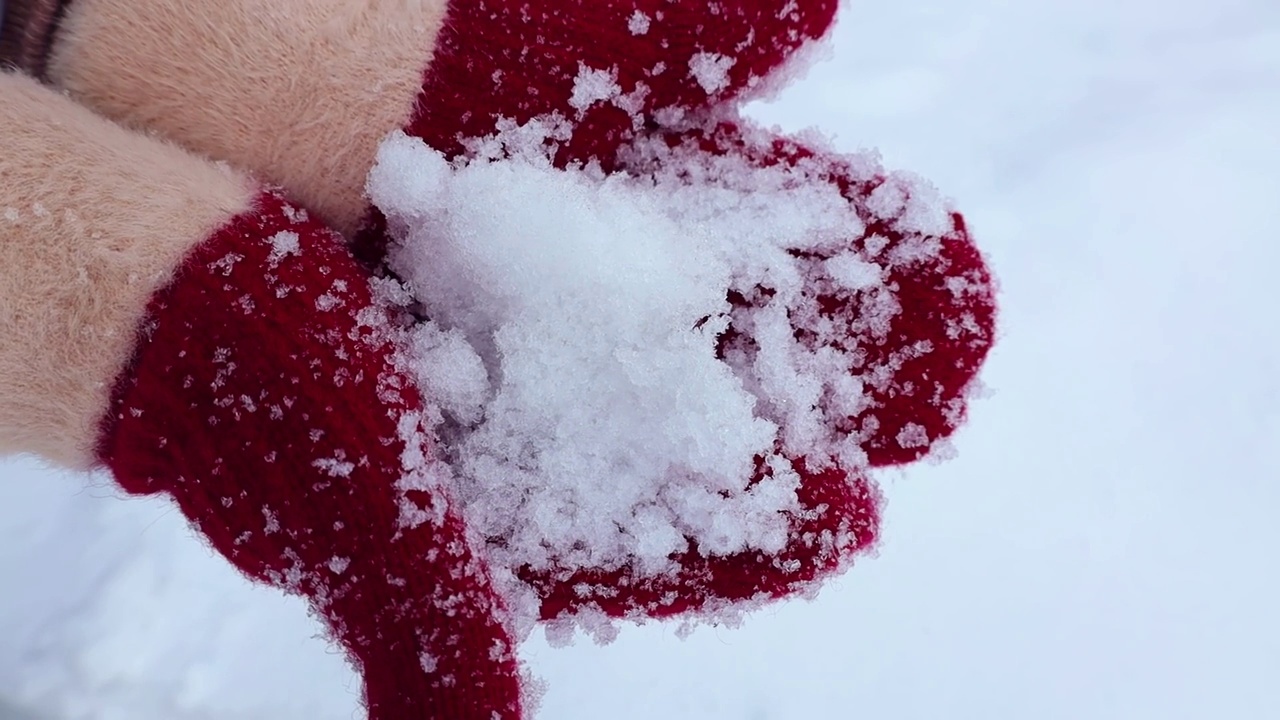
367, 122, 954, 603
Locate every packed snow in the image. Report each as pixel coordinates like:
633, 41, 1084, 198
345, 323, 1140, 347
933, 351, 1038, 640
367, 120, 951, 593
3, 0, 1279, 719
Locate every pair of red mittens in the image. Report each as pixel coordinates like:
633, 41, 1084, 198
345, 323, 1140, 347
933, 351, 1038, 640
0, 0, 998, 717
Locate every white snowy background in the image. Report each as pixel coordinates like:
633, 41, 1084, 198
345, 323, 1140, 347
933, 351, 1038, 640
3, 0, 1278, 717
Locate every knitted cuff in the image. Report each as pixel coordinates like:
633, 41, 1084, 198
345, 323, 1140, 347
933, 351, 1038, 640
0, 0, 68, 77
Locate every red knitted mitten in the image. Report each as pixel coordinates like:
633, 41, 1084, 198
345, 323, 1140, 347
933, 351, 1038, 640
374, 0, 993, 621
100, 191, 523, 719
410, 0, 838, 165
317, 0, 839, 266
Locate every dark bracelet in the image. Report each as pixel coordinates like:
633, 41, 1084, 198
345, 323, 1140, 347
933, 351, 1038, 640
0, 0, 71, 79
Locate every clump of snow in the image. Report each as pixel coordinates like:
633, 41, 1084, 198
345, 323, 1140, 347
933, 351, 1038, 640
407, 321, 489, 426
371, 130, 790, 580
266, 230, 300, 268
312, 455, 355, 479
569, 65, 622, 113
563, 65, 651, 133
261, 508, 280, 535
825, 251, 883, 291
366, 116, 954, 617
689, 53, 736, 95
393, 410, 454, 532
280, 203, 309, 223
628, 10, 651, 35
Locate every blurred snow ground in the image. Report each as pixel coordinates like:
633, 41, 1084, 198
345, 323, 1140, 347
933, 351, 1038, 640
3, 0, 1278, 718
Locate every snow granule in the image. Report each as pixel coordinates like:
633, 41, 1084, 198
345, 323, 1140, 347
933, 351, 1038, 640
266, 230, 301, 268
367, 120, 955, 625
628, 10, 651, 35
314, 293, 342, 312
261, 508, 280, 535
392, 411, 453, 531
896, 422, 930, 449
569, 65, 621, 113
688, 53, 736, 95
208, 252, 243, 277
280, 203, 309, 223
741, 24, 836, 103
312, 456, 355, 479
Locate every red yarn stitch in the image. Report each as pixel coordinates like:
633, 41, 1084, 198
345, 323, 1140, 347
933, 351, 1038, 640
97, 191, 522, 720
